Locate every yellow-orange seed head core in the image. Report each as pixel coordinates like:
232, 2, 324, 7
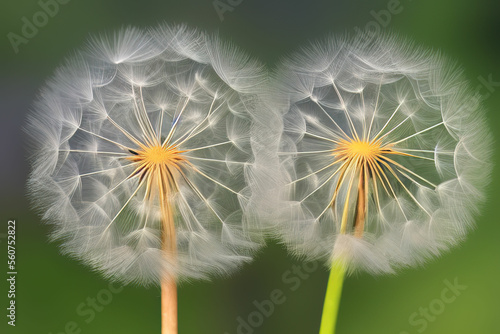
125, 144, 189, 191
127, 145, 187, 167
336, 139, 381, 161
143, 146, 176, 165
329, 136, 411, 237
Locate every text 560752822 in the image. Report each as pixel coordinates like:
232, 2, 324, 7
6, 220, 16, 327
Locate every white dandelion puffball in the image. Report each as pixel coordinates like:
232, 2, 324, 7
273, 33, 493, 275
27, 25, 267, 285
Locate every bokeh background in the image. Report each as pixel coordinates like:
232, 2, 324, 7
1, 0, 499, 333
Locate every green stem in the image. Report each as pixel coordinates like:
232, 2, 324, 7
319, 262, 346, 334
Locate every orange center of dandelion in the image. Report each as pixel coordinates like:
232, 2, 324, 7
126, 143, 190, 255
321, 129, 435, 238
326, 136, 419, 238
126, 144, 189, 198
339, 139, 381, 161
142, 145, 184, 165
329, 139, 382, 237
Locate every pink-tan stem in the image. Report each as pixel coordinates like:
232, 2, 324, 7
161, 278, 177, 334
159, 166, 178, 334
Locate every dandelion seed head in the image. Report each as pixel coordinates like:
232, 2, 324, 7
26, 24, 266, 286
271, 32, 493, 275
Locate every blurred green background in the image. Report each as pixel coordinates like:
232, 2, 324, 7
1, 0, 499, 333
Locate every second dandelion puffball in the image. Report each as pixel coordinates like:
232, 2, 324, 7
271, 33, 492, 274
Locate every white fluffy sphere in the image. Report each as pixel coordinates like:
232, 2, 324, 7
27, 25, 267, 285
271, 33, 493, 274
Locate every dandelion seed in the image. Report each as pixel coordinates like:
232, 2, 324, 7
26, 25, 266, 334
270, 32, 493, 333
